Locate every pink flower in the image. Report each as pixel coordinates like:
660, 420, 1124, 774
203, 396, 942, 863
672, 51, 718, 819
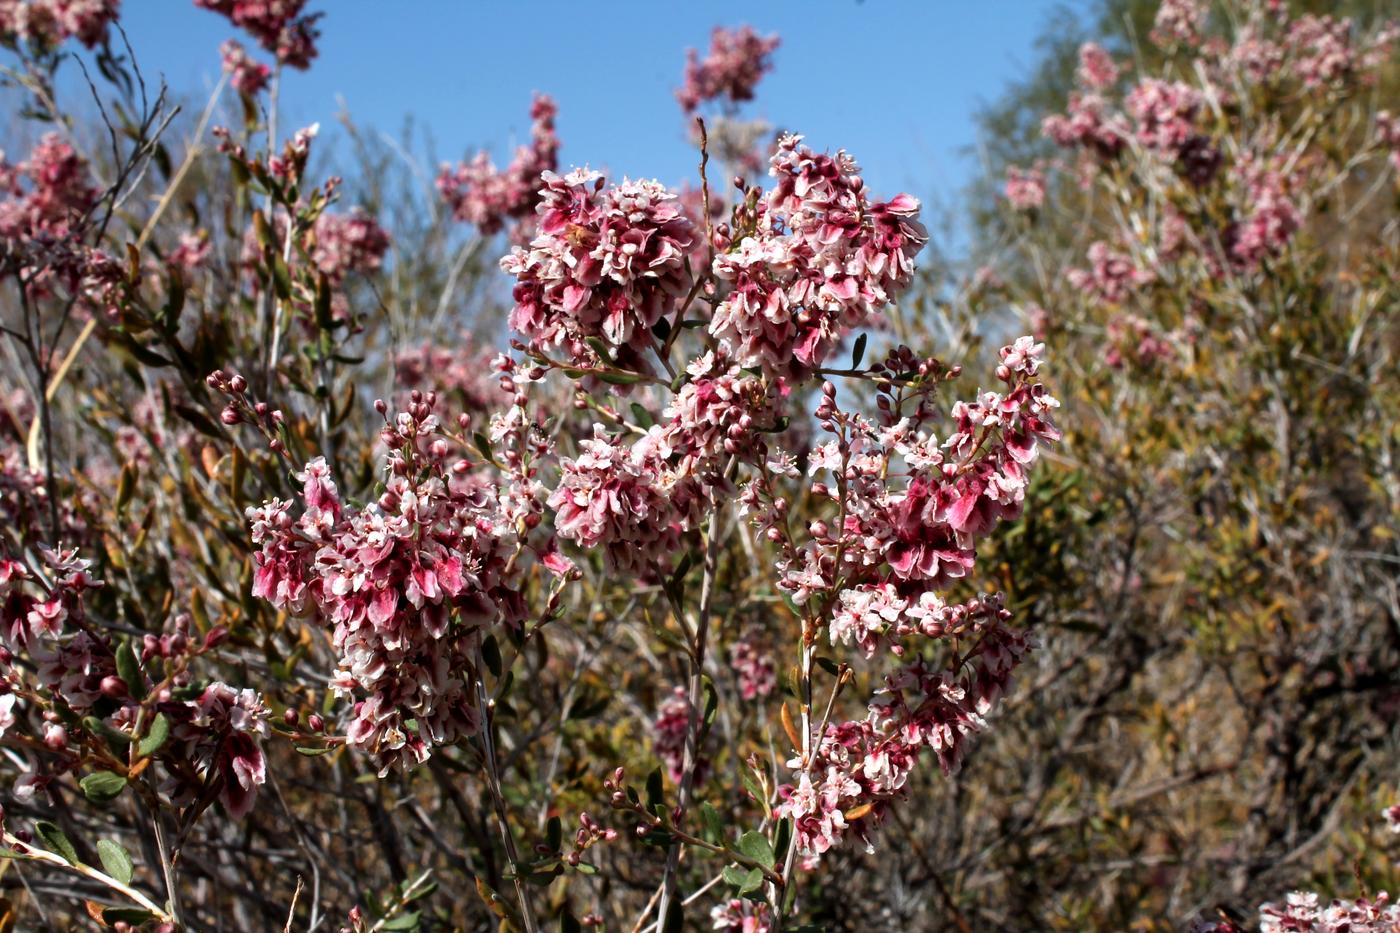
728, 638, 776, 700
652, 685, 705, 784
709, 135, 927, 376
1151, 0, 1207, 47
548, 426, 702, 575
1041, 93, 1127, 158
312, 207, 390, 280
1226, 155, 1301, 271
0, 0, 118, 47
247, 400, 527, 773
194, 0, 320, 69
677, 25, 780, 114
1076, 42, 1119, 90
1067, 241, 1154, 304
1125, 79, 1201, 153
1003, 164, 1045, 211
502, 170, 696, 370
175, 682, 270, 820
220, 38, 271, 95
438, 94, 559, 236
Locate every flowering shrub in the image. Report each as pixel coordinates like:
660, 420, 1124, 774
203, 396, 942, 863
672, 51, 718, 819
0, 0, 1393, 929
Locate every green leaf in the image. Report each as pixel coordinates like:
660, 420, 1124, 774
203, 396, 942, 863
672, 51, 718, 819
851, 331, 868, 369
597, 370, 648, 386
80, 771, 128, 803
97, 839, 134, 885
702, 677, 719, 732
35, 821, 80, 865
722, 864, 763, 896
114, 641, 145, 701
701, 803, 724, 845
103, 908, 157, 925
645, 767, 665, 810
629, 402, 655, 429
294, 744, 337, 757
270, 252, 292, 301
584, 336, 615, 365
774, 818, 793, 863
379, 910, 421, 930
546, 815, 562, 852
481, 635, 502, 678
735, 831, 775, 868
138, 713, 169, 757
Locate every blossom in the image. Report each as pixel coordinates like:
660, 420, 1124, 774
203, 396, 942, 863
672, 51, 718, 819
677, 25, 780, 114
1151, 0, 1207, 47
0, 0, 118, 48
502, 170, 695, 369
1067, 241, 1154, 304
172, 683, 270, 819
312, 207, 390, 280
728, 638, 775, 700
548, 426, 702, 575
247, 400, 526, 773
1125, 79, 1201, 153
710, 898, 772, 933
0, 134, 99, 244
1226, 155, 1300, 270
708, 135, 927, 375
1041, 93, 1127, 158
1076, 42, 1119, 90
220, 38, 271, 95
777, 605, 1036, 864
652, 686, 704, 783
662, 351, 786, 473
1258, 890, 1399, 932
1003, 164, 1045, 211
438, 94, 559, 236
194, 0, 320, 69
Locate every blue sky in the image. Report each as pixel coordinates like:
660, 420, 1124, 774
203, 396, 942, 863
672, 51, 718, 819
93, 2, 1089, 230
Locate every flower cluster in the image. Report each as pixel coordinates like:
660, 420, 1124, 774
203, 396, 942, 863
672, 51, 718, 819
1193, 891, 1400, 933
0, 133, 98, 245
710, 898, 773, 933
246, 396, 525, 773
652, 685, 700, 784
1226, 154, 1301, 271
777, 602, 1033, 863
548, 425, 702, 576
1002, 164, 1045, 211
502, 170, 695, 369
194, 0, 320, 69
1124, 78, 1200, 154
709, 135, 928, 375
1151, 0, 1206, 48
394, 338, 507, 417
676, 25, 780, 114
312, 207, 390, 281
662, 350, 787, 475
728, 637, 775, 701
1076, 42, 1119, 90
168, 682, 270, 819
760, 339, 1058, 862
1041, 91, 1126, 159
438, 94, 559, 237
1067, 241, 1153, 305
0, 0, 118, 48
220, 38, 270, 95
1104, 313, 1178, 370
